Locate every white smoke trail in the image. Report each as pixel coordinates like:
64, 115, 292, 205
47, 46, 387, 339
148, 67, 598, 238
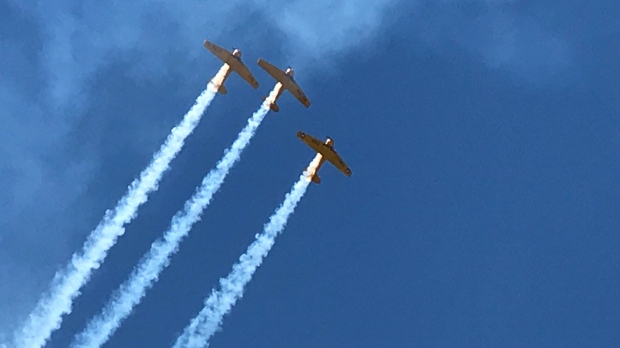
173, 156, 319, 348
69, 90, 277, 348
12, 76, 222, 348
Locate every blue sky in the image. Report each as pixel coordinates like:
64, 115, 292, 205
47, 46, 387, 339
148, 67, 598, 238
1, 1, 619, 347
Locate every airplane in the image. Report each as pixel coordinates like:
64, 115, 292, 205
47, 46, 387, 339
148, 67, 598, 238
257, 58, 311, 112
203, 40, 259, 94
297, 131, 352, 184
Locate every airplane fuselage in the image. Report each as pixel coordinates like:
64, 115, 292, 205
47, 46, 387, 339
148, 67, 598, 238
285, 68, 295, 80
306, 153, 326, 183
209, 64, 232, 94
271, 82, 285, 103
264, 82, 285, 112
268, 66, 297, 103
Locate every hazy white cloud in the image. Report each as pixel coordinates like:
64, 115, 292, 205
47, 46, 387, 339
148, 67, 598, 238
408, 1, 572, 81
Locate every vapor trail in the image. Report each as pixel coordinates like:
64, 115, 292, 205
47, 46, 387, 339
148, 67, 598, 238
173, 156, 320, 348
70, 90, 277, 348
12, 66, 227, 348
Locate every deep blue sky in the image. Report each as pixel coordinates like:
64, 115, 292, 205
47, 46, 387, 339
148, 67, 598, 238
1, 1, 619, 347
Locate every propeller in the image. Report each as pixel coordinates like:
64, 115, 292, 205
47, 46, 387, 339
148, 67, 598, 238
231, 47, 242, 59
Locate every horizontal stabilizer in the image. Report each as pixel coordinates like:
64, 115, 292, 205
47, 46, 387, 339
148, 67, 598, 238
263, 96, 279, 112
311, 174, 321, 184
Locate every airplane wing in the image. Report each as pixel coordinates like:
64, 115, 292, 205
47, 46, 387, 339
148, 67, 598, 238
286, 81, 311, 108
204, 40, 233, 64
230, 61, 259, 89
258, 59, 311, 107
203, 40, 259, 89
297, 131, 352, 176
327, 150, 352, 176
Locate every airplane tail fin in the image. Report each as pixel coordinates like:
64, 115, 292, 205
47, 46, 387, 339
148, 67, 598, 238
217, 84, 228, 95
311, 174, 321, 184
262, 96, 279, 112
